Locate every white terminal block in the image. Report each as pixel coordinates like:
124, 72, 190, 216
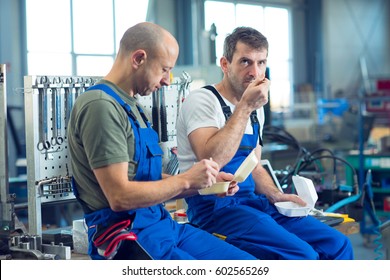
274, 175, 318, 217
198, 149, 259, 195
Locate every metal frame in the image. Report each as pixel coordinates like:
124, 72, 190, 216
0, 64, 11, 227
24, 75, 99, 235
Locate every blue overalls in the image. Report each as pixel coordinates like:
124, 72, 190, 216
73, 84, 256, 260
186, 86, 354, 260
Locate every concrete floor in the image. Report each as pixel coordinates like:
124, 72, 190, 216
348, 226, 388, 260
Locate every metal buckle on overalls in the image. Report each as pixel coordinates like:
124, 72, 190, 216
92, 219, 137, 259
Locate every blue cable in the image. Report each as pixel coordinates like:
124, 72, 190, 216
364, 201, 383, 260
363, 170, 384, 260
325, 194, 361, 213
325, 169, 384, 259
373, 222, 383, 260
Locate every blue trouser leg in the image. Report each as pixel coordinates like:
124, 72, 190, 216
86, 206, 256, 260
203, 197, 353, 260
272, 210, 354, 260
134, 217, 257, 260
205, 204, 318, 259
176, 223, 257, 260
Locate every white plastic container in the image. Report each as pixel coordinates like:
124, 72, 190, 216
275, 175, 318, 217
233, 149, 259, 182
198, 181, 230, 195
198, 149, 258, 195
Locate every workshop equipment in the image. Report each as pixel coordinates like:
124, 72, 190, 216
0, 65, 10, 222
25, 75, 99, 236
50, 77, 64, 146
9, 234, 71, 260
36, 76, 51, 152
152, 90, 160, 139
63, 77, 75, 128
160, 87, 168, 142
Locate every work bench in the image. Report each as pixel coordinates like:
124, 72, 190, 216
334, 221, 360, 235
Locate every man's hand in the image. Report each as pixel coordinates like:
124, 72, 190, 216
241, 76, 270, 110
184, 159, 220, 190
267, 191, 307, 206
215, 171, 239, 197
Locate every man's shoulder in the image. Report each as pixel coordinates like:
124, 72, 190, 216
190, 85, 215, 94
74, 87, 123, 111
185, 85, 217, 102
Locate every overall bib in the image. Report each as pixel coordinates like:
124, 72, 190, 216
73, 84, 256, 260
185, 85, 263, 226
186, 86, 354, 260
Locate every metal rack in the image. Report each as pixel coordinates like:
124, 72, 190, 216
24, 75, 99, 235
0, 64, 12, 229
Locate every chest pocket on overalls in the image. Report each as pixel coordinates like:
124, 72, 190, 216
136, 139, 164, 181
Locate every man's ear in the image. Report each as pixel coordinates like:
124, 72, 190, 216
132, 50, 146, 68
219, 56, 228, 73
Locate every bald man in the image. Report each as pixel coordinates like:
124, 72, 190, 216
68, 22, 256, 260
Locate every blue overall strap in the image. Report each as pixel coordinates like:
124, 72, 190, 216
87, 83, 143, 161
203, 85, 263, 146
86, 83, 162, 182
135, 105, 152, 129
88, 84, 152, 131
203, 85, 232, 120
87, 84, 137, 120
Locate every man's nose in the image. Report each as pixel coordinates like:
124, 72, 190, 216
249, 64, 265, 79
161, 72, 171, 86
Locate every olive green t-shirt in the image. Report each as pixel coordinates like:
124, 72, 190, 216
67, 80, 148, 211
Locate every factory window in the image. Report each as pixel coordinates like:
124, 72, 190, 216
204, 0, 291, 110
25, 0, 149, 76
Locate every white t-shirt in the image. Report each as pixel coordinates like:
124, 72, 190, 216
176, 86, 265, 172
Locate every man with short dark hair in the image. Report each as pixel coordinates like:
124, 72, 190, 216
177, 26, 354, 260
